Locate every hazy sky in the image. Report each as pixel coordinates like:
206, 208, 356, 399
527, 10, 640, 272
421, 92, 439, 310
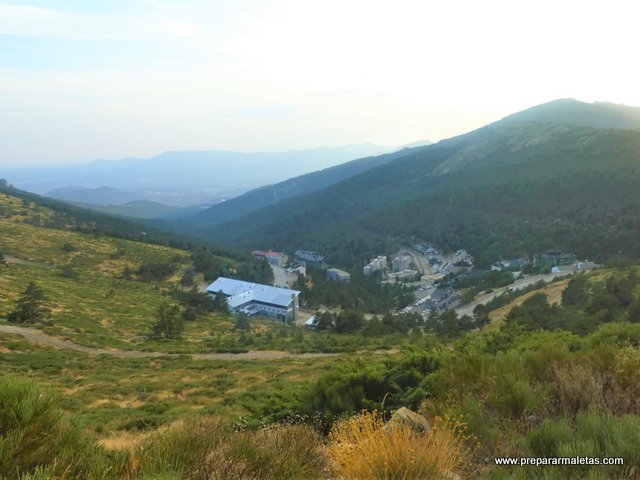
1, 0, 639, 166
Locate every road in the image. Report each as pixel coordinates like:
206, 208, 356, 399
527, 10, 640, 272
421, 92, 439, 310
271, 265, 289, 288
404, 249, 431, 276
3, 255, 54, 269
455, 271, 574, 318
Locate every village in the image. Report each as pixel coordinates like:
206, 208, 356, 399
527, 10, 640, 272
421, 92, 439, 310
204, 243, 598, 328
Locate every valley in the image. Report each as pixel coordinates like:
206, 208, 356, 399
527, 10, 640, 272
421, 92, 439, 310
2, 99, 640, 479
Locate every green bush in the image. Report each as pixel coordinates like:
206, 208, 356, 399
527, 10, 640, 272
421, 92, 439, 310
526, 418, 574, 457
134, 418, 330, 479
0, 376, 112, 479
525, 412, 640, 479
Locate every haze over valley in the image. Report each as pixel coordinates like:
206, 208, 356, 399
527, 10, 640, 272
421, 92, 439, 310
2, 143, 395, 207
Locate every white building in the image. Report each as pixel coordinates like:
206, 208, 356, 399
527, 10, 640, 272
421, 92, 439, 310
392, 254, 413, 272
206, 277, 300, 322
251, 250, 286, 266
326, 268, 351, 283
364, 256, 387, 276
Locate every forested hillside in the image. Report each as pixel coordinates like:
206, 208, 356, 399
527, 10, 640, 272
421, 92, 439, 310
195, 114, 640, 267
187, 143, 431, 226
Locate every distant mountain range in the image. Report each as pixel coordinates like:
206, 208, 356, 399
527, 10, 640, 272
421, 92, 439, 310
178, 99, 640, 267
1, 144, 396, 207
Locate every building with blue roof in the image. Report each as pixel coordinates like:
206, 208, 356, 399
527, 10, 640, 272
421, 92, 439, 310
206, 277, 300, 322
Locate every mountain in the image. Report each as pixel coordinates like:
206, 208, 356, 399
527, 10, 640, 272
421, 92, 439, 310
393, 139, 434, 150
502, 98, 640, 130
191, 143, 432, 226
189, 99, 640, 267
0, 181, 200, 250
46, 186, 143, 205
1, 144, 394, 207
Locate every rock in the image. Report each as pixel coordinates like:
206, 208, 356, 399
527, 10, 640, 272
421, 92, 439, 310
386, 407, 431, 433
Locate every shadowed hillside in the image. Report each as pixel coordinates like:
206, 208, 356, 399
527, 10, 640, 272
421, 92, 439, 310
189, 100, 640, 267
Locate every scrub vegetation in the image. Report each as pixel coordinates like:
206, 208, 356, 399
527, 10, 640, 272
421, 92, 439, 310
3, 186, 640, 478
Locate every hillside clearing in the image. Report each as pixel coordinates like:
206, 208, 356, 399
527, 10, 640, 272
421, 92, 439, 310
487, 278, 571, 330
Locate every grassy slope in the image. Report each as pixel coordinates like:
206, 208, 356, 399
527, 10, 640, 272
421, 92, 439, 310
0, 191, 413, 354
0, 333, 342, 440
0, 193, 196, 349
0, 191, 359, 440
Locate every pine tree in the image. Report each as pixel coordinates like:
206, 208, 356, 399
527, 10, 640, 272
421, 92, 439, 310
151, 303, 184, 339
234, 312, 251, 331
8, 282, 50, 324
213, 290, 229, 313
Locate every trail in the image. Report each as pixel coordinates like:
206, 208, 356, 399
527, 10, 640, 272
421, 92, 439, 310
0, 324, 339, 361
2, 255, 55, 269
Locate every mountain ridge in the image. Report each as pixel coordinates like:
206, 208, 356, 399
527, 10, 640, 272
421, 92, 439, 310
185, 99, 640, 267
1, 144, 396, 207
191, 141, 433, 226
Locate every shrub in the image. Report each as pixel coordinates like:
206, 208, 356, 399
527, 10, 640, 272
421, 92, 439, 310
489, 373, 541, 419
7, 282, 50, 325
62, 242, 76, 252
525, 412, 640, 479
526, 418, 574, 457
450, 395, 500, 452
150, 303, 184, 340
328, 410, 475, 480
133, 418, 330, 479
138, 260, 176, 282
553, 363, 603, 416
0, 376, 111, 479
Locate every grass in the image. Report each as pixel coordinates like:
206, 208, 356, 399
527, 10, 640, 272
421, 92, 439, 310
0, 193, 415, 354
0, 334, 346, 438
487, 278, 571, 331
0, 375, 333, 479
130, 419, 331, 479
328, 410, 476, 479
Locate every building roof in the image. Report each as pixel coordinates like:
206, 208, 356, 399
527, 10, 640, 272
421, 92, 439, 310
430, 288, 450, 301
294, 250, 325, 262
538, 250, 575, 259
252, 250, 283, 257
327, 268, 350, 277
206, 277, 300, 309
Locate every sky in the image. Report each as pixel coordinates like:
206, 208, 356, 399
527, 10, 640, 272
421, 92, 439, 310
1, 0, 639, 166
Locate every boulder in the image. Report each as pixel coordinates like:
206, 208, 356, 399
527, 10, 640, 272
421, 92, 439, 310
386, 407, 431, 433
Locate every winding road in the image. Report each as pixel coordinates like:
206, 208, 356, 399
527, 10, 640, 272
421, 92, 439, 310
454, 271, 574, 318
270, 265, 290, 288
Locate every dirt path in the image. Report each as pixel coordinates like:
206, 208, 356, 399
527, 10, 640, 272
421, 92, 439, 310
0, 323, 339, 361
2, 255, 55, 269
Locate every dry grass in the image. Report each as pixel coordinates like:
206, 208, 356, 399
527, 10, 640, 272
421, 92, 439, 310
328, 410, 475, 480
487, 279, 571, 331
123, 418, 331, 480
553, 346, 640, 417
99, 430, 151, 451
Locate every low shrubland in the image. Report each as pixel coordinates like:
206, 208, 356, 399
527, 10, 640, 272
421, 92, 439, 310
1, 376, 474, 480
